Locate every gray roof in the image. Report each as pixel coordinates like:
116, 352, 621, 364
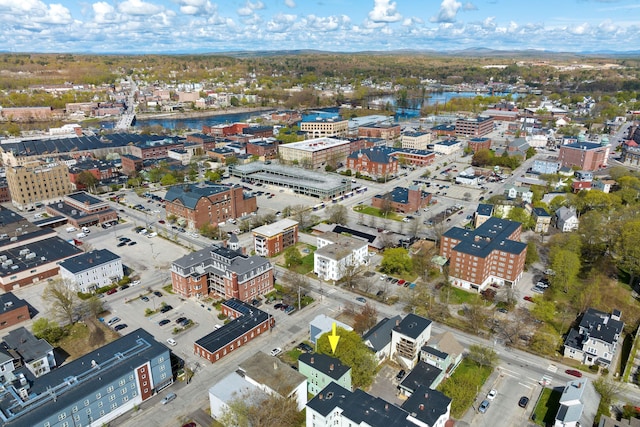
1, 328, 170, 427
374, 187, 430, 205
393, 313, 432, 340
363, 316, 401, 352
172, 245, 271, 278
66, 191, 103, 206
563, 142, 605, 151
399, 362, 443, 393
164, 182, 239, 210
579, 308, 623, 345
299, 352, 350, 380
533, 207, 551, 217
476, 203, 494, 216
442, 217, 527, 258
0, 292, 28, 314
2, 327, 52, 363
58, 249, 120, 274
315, 232, 368, 261
252, 218, 299, 238
421, 346, 448, 360
401, 385, 451, 426
0, 236, 83, 278
239, 352, 306, 395
208, 371, 264, 403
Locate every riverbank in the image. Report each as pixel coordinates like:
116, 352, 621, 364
133, 106, 275, 122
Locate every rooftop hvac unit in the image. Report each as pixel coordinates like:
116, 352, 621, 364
0, 256, 6, 262
25, 253, 36, 260
19, 249, 30, 256
10, 265, 18, 270
4, 259, 12, 266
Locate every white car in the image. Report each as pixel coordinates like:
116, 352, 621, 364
487, 389, 497, 400
166, 338, 177, 346
107, 317, 120, 326
269, 347, 282, 356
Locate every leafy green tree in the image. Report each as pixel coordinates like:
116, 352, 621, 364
76, 171, 98, 192
471, 148, 493, 167
613, 219, 640, 285
147, 167, 164, 183
525, 240, 538, 267
205, 169, 222, 182
199, 223, 221, 239
506, 206, 532, 229
530, 324, 561, 355
317, 327, 377, 388
467, 344, 498, 368
284, 246, 302, 267
225, 156, 239, 166
160, 173, 177, 186
525, 147, 537, 159
32, 318, 66, 343
550, 249, 581, 294
380, 247, 412, 275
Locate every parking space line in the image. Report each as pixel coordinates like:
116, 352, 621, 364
518, 383, 533, 389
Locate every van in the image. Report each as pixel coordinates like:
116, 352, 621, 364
76, 232, 86, 238
66, 226, 77, 233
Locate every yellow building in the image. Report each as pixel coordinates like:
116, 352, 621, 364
300, 117, 348, 138
6, 161, 75, 211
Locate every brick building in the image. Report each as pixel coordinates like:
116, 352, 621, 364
372, 186, 432, 214
0, 293, 31, 330
455, 116, 494, 137
253, 218, 299, 257
431, 124, 456, 137
346, 148, 398, 178
246, 140, 278, 160
0, 179, 11, 203
186, 133, 217, 151
203, 123, 248, 137
129, 137, 183, 160
6, 161, 75, 211
164, 182, 257, 230
171, 245, 274, 301
558, 142, 609, 171
242, 126, 273, 139
46, 191, 118, 228
0, 107, 54, 122
68, 159, 119, 189
467, 137, 492, 153
120, 154, 144, 175
194, 298, 274, 364
440, 217, 527, 292
278, 137, 355, 169
358, 123, 401, 140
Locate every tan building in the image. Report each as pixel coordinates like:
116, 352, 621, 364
253, 218, 299, 257
401, 131, 432, 150
455, 116, 494, 137
278, 137, 352, 169
300, 118, 348, 138
6, 161, 75, 211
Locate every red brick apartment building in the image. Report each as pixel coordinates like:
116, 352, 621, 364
455, 116, 494, 137
203, 123, 248, 137
372, 186, 432, 214
440, 217, 527, 292
194, 298, 274, 364
120, 154, 143, 175
171, 245, 274, 301
246, 141, 278, 160
0, 293, 31, 330
558, 142, 609, 171
186, 133, 217, 151
467, 138, 492, 153
129, 138, 183, 160
164, 182, 257, 230
358, 123, 401, 140
252, 218, 299, 257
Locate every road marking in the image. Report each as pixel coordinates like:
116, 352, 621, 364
519, 383, 533, 389
547, 364, 558, 373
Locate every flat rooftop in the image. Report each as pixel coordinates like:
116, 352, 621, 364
279, 137, 350, 152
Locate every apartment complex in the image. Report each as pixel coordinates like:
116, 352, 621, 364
59, 249, 123, 293
300, 117, 348, 138
277, 137, 353, 169
372, 186, 432, 214
401, 131, 432, 150
440, 217, 527, 291
0, 329, 172, 427
558, 142, 609, 171
164, 182, 257, 230
298, 352, 351, 396
46, 191, 119, 228
252, 218, 299, 257
455, 115, 494, 137
6, 161, 75, 211
171, 245, 274, 302
313, 232, 368, 281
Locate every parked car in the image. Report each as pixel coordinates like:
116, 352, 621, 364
160, 305, 173, 313
107, 317, 120, 326
141, 296, 149, 302
518, 396, 529, 408
158, 319, 170, 326
396, 369, 406, 381
478, 400, 490, 414
120, 284, 130, 290
285, 305, 296, 314
487, 389, 497, 400
114, 324, 128, 331
523, 296, 534, 302
128, 241, 137, 246
274, 303, 283, 309
153, 291, 163, 297
161, 392, 176, 404
166, 338, 177, 346
270, 348, 282, 356
565, 369, 583, 378
355, 297, 366, 303
175, 317, 187, 324
106, 288, 117, 295
117, 241, 128, 247
298, 343, 313, 352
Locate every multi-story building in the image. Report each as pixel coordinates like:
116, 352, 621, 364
46, 191, 119, 228
357, 123, 401, 140
433, 139, 463, 155
6, 160, 75, 211
278, 137, 352, 169
532, 207, 552, 233
164, 182, 257, 230
59, 249, 123, 293
194, 298, 274, 364
346, 148, 398, 178
440, 217, 527, 291
558, 142, 609, 171
473, 203, 494, 229
252, 218, 299, 257
68, 159, 120, 189
300, 117, 348, 138
0, 328, 173, 427
298, 352, 351, 396
401, 131, 432, 150
532, 157, 561, 174
504, 185, 533, 203
2, 327, 56, 377
564, 308, 624, 368
306, 382, 452, 427
372, 186, 432, 214
467, 137, 492, 152
431, 124, 456, 137
129, 137, 183, 160
455, 115, 494, 137
171, 245, 274, 301
246, 140, 278, 160
0, 293, 31, 330
313, 232, 369, 281
390, 313, 432, 368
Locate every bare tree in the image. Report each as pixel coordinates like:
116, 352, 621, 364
497, 284, 520, 307
407, 218, 422, 238
340, 262, 364, 290
217, 387, 304, 427
379, 195, 394, 218
493, 307, 531, 345
353, 303, 378, 334
42, 279, 80, 324
327, 204, 348, 225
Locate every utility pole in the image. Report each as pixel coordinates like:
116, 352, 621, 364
298, 285, 301, 310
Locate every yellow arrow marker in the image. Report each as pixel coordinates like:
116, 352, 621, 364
328, 322, 340, 354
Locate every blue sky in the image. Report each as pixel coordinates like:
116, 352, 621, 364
0, 0, 639, 53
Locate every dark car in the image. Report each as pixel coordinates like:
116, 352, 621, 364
160, 305, 173, 313
179, 318, 191, 326
141, 296, 149, 302
497, 307, 508, 314
117, 241, 127, 247
518, 396, 529, 408
120, 284, 130, 290
128, 241, 137, 246
114, 324, 128, 331
175, 317, 187, 324
565, 369, 583, 378
298, 343, 314, 352
153, 291, 163, 297
280, 304, 289, 311
274, 303, 283, 309
158, 319, 170, 326
396, 369, 406, 381
478, 400, 490, 414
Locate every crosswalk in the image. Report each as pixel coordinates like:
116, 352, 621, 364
547, 364, 558, 373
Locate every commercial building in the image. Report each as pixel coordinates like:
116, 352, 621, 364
164, 182, 257, 230
558, 142, 609, 171
455, 116, 494, 137
467, 137, 492, 152
431, 124, 456, 137
171, 245, 274, 301
0, 293, 31, 330
46, 191, 119, 228
129, 137, 183, 160
278, 137, 353, 169
346, 147, 398, 179
300, 117, 348, 138
252, 218, 299, 257
194, 298, 274, 364
372, 186, 432, 214
440, 217, 527, 291
0, 328, 173, 427
433, 139, 463, 155
6, 161, 75, 211
59, 249, 123, 293
246, 140, 278, 160
229, 163, 351, 200
401, 131, 432, 150
298, 352, 351, 396
357, 123, 401, 140
313, 231, 369, 281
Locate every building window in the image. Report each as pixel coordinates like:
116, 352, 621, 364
119, 379, 126, 386
58, 413, 67, 421
107, 386, 114, 392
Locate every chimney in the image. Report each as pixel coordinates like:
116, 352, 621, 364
396, 319, 400, 326
330, 364, 334, 371
419, 404, 424, 411
310, 357, 314, 364
319, 393, 323, 400
424, 393, 429, 399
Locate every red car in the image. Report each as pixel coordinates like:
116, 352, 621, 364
565, 369, 583, 378
106, 288, 117, 295
397, 280, 406, 286
523, 296, 534, 302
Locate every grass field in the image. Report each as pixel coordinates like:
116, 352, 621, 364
58, 318, 119, 362
438, 358, 493, 418
353, 204, 403, 221
532, 387, 561, 426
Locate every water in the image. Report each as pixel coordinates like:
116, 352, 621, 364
100, 110, 274, 131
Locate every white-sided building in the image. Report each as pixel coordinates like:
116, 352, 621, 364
555, 206, 580, 232
504, 185, 533, 203
433, 139, 463, 155
314, 231, 368, 281
391, 313, 432, 369
401, 131, 432, 150
59, 249, 123, 293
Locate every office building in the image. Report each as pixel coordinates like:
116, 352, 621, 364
6, 161, 75, 211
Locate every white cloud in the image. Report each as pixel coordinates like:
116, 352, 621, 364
266, 13, 296, 32
93, 2, 117, 23
570, 22, 590, 35
431, 0, 461, 23
0, 0, 72, 24
179, 0, 214, 16
118, 0, 163, 16
284, 0, 296, 8
368, 0, 401, 23
237, 1, 264, 17
463, 2, 477, 11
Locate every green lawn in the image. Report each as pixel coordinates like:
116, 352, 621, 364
438, 358, 493, 418
443, 286, 481, 304
532, 388, 561, 426
353, 205, 403, 221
